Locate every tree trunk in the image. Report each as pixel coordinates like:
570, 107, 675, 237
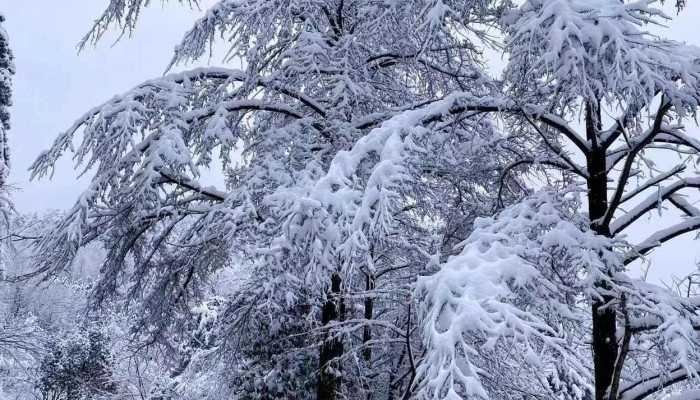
318, 273, 345, 400
591, 296, 618, 400
585, 102, 620, 400
362, 274, 374, 363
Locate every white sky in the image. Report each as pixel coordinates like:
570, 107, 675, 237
3, 1, 209, 212
3, 1, 700, 283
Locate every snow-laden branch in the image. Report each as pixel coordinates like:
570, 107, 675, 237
428, 97, 590, 153
619, 364, 700, 400
416, 191, 600, 399
504, 0, 700, 116
611, 177, 700, 235
619, 165, 686, 205
603, 100, 672, 228
624, 217, 700, 265
668, 194, 700, 218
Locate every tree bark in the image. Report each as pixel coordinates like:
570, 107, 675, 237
362, 274, 374, 363
318, 273, 345, 400
585, 102, 620, 400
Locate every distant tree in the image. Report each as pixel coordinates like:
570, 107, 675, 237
37, 329, 117, 400
0, 13, 12, 167
0, 15, 42, 400
0, 12, 14, 258
0, 13, 12, 214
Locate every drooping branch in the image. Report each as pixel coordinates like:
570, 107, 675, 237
157, 170, 227, 202
184, 99, 305, 124
523, 114, 588, 178
424, 99, 590, 154
496, 158, 584, 207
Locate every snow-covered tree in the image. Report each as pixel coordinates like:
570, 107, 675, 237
37, 329, 117, 400
30, 1, 528, 399
28, 0, 700, 399
0, 15, 39, 400
0, 13, 14, 257
0, 13, 12, 168
415, 1, 700, 399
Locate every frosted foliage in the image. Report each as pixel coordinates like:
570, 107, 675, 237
417, 191, 604, 399
504, 0, 700, 115
417, 191, 700, 399
28, 1, 527, 399
26, 0, 700, 399
28, 0, 516, 313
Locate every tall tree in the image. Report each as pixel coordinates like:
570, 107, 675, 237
0, 13, 12, 158
30, 1, 700, 399
418, 1, 700, 399
0, 13, 13, 231
30, 1, 528, 399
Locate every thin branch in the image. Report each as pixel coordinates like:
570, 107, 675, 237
609, 294, 632, 400
611, 177, 700, 235
423, 101, 590, 154
603, 99, 672, 228
619, 364, 698, 400
157, 170, 227, 202
523, 114, 588, 178
619, 164, 686, 205
624, 216, 700, 265
496, 158, 581, 207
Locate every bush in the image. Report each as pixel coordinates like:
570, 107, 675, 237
37, 329, 116, 400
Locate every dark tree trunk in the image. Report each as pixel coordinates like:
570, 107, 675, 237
318, 273, 345, 400
362, 274, 374, 363
591, 296, 618, 400
585, 102, 620, 400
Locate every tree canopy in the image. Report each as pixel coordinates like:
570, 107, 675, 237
2, 1, 700, 399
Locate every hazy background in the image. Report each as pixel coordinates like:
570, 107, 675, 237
3, 1, 700, 283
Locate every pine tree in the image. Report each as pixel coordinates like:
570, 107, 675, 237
0, 13, 13, 189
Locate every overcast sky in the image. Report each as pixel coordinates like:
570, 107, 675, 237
3, 1, 700, 283
3, 1, 211, 212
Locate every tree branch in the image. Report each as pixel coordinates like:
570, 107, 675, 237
611, 177, 700, 235
624, 216, 700, 265
603, 99, 672, 228
422, 100, 590, 154
619, 164, 686, 205
523, 114, 589, 178
619, 364, 698, 400
157, 170, 227, 202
